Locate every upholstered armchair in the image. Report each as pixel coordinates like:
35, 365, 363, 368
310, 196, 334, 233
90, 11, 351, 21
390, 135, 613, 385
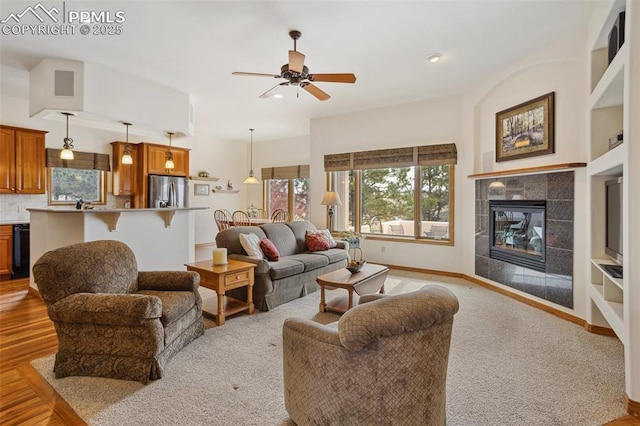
282, 285, 459, 425
33, 240, 204, 383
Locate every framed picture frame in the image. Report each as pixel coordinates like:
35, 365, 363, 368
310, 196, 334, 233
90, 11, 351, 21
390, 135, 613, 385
194, 183, 210, 196
495, 92, 555, 162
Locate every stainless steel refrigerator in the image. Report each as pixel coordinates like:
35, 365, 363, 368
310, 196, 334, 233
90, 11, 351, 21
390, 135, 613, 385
148, 175, 188, 208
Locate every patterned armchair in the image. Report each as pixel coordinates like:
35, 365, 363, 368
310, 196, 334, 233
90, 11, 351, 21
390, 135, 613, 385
32, 240, 204, 383
283, 285, 459, 425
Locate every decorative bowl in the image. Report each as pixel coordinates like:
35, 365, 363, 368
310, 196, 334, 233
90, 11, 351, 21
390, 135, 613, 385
346, 260, 366, 274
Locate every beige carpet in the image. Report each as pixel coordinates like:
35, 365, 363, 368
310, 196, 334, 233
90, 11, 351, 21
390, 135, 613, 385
31, 272, 626, 425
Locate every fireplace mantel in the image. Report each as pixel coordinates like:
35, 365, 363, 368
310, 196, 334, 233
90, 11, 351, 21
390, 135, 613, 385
468, 162, 586, 179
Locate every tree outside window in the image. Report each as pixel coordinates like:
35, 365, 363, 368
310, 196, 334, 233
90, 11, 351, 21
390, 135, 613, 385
48, 167, 106, 205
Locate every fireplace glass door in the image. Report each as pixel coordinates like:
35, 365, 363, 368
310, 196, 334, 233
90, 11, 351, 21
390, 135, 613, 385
489, 200, 546, 272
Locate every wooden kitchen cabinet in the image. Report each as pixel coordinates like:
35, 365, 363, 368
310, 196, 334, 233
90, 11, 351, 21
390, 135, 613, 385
110, 141, 138, 195
0, 125, 47, 194
0, 225, 12, 278
145, 144, 189, 176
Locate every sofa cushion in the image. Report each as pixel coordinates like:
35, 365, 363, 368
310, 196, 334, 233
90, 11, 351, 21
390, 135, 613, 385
137, 290, 197, 327
260, 238, 280, 261
306, 232, 330, 252
308, 248, 349, 264
240, 233, 264, 259
286, 253, 329, 271
268, 258, 305, 280
318, 229, 337, 248
261, 224, 299, 256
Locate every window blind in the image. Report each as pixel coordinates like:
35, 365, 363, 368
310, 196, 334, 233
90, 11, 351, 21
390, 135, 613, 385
324, 143, 457, 171
261, 165, 309, 180
46, 149, 111, 171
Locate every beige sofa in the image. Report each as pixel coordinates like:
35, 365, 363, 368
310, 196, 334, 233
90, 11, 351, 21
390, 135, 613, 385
215, 221, 349, 311
282, 285, 459, 425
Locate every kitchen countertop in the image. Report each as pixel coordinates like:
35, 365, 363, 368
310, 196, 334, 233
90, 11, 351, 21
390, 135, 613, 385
0, 220, 29, 225
27, 207, 208, 213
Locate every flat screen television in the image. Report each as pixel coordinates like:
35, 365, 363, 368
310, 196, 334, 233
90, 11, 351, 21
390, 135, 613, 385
605, 176, 623, 264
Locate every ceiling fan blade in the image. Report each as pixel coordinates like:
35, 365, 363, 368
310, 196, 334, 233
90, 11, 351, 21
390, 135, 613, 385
232, 72, 281, 78
309, 73, 357, 84
259, 82, 289, 99
302, 83, 330, 101
288, 50, 306, 73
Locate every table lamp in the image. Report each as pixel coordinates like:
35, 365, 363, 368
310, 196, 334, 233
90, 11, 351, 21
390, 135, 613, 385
320, 191, 343, 233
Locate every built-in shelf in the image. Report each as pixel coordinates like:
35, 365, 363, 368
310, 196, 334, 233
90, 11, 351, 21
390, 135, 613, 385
189, 176, 220, 182
468, 163, 586, 179
586, 144, 624, 176
211, 189, 239, 194
590, 43, 626, 109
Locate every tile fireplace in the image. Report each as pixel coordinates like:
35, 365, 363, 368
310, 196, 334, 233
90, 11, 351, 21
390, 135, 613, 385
475, 171, 574, 309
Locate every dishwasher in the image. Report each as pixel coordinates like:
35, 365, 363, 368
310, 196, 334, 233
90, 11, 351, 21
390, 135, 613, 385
12, 224, 30, 279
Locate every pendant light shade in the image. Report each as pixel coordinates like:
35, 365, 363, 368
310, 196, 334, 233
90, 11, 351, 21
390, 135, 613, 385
121, 122, 133, 165
243, 128, 259, 184
60, 112, 75, 160
165, 132, 175, 170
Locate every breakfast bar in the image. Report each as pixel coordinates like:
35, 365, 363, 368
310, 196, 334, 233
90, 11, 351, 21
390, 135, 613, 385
28, 207, 208, 290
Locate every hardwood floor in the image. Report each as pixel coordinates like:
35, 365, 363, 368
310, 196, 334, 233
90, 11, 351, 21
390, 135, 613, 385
0, 278, 638, 425
0, 278, 84, 425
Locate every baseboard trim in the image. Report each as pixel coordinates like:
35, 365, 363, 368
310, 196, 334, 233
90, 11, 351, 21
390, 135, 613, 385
27, 285, 42, 299
585, 322, 618, 337
195, 242, 216, 249
461, 274, 586, 327
380, 263, 463, 279
625, 393, 640, 418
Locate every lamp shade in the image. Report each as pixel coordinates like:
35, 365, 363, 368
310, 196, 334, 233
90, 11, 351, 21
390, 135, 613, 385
321, 191, 343, 206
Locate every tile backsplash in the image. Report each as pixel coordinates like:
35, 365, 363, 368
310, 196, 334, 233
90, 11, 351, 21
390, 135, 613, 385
0, 193, 123, 222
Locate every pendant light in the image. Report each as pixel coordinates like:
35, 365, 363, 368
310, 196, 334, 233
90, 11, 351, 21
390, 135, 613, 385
243, 128, 259, 184
121, 122, 133, 164
165, 132, 175, 170
60, 112, 75, 160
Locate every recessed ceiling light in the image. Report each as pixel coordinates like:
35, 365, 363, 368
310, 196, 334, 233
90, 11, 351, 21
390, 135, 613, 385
427, 53, 443, 63
274, 94, 283, 99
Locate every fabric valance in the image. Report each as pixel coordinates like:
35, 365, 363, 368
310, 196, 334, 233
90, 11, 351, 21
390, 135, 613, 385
261, 165, 310, 180
324, 143, 457, 172
46, 149, 111, 171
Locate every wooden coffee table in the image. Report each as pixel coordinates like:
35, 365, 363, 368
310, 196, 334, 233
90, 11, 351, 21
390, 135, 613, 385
184, 259, 255, 326
317, 263, 389, 314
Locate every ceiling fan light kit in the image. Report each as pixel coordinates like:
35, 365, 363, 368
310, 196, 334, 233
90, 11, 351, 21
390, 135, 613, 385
233, 30, 356, 101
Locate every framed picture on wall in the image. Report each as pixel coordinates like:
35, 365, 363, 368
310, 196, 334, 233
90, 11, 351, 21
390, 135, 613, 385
495, 92, 555, 162
194, 183, 210, 196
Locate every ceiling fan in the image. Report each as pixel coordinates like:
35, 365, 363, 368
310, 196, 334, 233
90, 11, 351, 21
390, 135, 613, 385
232, 30, 356, 101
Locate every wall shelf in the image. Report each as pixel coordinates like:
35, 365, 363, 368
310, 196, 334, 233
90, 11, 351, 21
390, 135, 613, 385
189, 176, 220, 182
468, 162, 586, 179
211, 189, 239, 194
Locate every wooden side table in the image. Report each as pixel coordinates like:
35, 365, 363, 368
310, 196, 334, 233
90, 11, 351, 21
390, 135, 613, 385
185, 259, 255, 326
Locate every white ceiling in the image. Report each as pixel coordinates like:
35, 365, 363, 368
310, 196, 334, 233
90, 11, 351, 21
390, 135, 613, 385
0, 0, 596, 143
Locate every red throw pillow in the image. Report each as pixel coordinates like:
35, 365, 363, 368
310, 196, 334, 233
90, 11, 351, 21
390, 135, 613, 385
260, 238, 280, 261
306, 232, 330, 252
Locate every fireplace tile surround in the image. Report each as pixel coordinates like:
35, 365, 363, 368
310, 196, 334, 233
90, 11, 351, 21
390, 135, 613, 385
475, 171, 574, 309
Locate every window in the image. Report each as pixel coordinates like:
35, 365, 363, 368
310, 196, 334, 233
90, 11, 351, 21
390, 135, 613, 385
48, 167, 106, 205
325, 144, 455, 244
45, 148, 110, 206
262, 165, 310, 220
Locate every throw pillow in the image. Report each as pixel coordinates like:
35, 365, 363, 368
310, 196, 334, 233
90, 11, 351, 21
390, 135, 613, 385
259, 238, 280, 261
306, 232, 330, 252
318, 229, 337, 248
239, 233, 264, 259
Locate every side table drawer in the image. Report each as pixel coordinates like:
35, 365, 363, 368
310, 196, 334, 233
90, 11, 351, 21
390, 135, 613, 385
225, 270, 250, 288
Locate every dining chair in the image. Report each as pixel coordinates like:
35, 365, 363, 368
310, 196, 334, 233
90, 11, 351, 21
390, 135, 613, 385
214, 209, 233, 230
271, 209, 290, 223
232, 210, 252, 226
256, 208, 269, 219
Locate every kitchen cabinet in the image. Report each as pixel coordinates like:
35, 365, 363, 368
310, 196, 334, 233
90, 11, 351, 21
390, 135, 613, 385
0, 225, 12, 278
145, 143, 189, 177
110, 142, 138, 195
0, 125, 47, 194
